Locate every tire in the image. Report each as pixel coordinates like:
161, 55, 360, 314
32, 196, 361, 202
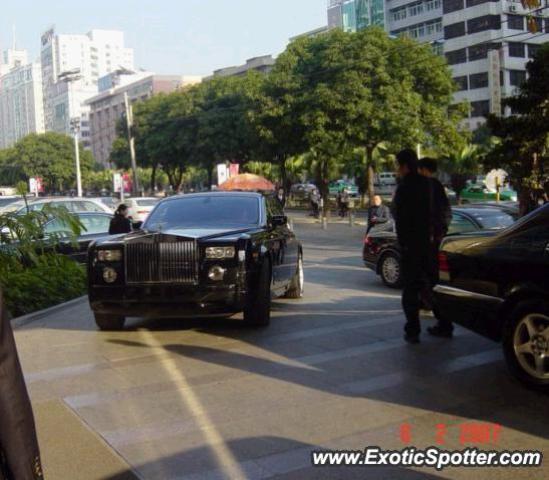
285, 254, 304, 299
243, 261, 271, 327
379, 252, 402, 289
502, 299, 549, 391
95, 313, 126, 331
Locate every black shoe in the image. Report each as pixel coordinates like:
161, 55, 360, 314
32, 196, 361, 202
427, 325, 453, 339
404, 334, 420, 344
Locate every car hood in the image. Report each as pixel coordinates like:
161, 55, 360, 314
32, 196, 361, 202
98, 226, 260, 245
441, 230, 498, 253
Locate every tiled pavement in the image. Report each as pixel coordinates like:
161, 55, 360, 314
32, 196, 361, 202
14, 221, 548, 479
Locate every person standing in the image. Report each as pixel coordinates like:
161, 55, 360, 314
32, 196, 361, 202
109, 204, 132, 235
0, 289, 44, 479
276, 187, 286, 209
393, 149, 432, 344
366, 195, 391, 234
418, 158, 454, 337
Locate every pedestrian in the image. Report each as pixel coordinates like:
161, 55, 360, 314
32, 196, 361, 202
336, 189, 343, 217
0, 288, 44, 480
393, 149, 432, 344
277, 187, 286, 209
418, 158, 452, 316
340, 189, 350, 218
310, 189, 320, 218
109, 204, 132, 235
366, 195, 391, 234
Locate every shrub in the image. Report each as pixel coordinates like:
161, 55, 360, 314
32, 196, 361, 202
0, 254, 87, 318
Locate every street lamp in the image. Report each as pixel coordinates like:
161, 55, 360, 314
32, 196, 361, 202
111, 66, 140, 195
58, 68, 83, 197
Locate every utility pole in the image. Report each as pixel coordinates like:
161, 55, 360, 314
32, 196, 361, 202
124, 91, 140, 196
71, 117, 83, 197
58, 68, 83, 197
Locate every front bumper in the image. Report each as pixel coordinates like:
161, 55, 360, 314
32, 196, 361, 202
89, 283, 246, 318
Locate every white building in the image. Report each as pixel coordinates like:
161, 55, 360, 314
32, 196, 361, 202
0, 49, 45, 149
86, 74, 202, 165
325, 0, 549, 129
40, 28, 134, 145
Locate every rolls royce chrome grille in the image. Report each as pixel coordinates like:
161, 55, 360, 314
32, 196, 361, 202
125, 241, 199, 284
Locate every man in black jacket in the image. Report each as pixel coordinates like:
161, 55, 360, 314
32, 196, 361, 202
393, 150, 432, 344
109, 204, 132, 235
418, 158, 454, 338
366, 196, 391, 234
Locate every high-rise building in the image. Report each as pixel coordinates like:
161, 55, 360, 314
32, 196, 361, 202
40, 28, 134, 146
0, 48, 28, 76
0, 59, 45, 149
324, 0, 549, 129
86, 74, 202, 166
328, 0, 387, 32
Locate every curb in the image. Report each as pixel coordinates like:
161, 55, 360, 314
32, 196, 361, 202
11, 295, 88, 330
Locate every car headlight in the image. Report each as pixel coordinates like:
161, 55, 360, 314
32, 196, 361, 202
205, 246, 236, 259
97, 249, 122, 262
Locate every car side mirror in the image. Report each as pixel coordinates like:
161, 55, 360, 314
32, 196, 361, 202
271, 215, 288, 227
133, 221, 143, 230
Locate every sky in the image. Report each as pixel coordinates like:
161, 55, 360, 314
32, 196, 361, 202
0, 0, 327, 76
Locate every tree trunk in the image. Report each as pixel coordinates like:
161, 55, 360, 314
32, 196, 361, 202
207, 167, 213, 191
279, 156, 288, 193
365, 146, 376, 206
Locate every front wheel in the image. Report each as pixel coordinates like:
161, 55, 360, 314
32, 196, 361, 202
285, 254, 304, 299
243, 262, 271, 327
379, 252, 402, 289
94, 313, 125, 331
502, 300, 549, 391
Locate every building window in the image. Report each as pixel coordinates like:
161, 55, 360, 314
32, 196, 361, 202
408, 1, 424, 16
508, 42, 526, 58
443, 0, 464, 14
469, 72, 489, 89
445, 22, 466, 39
509, 69, 526, 86
545, 18, 549, 33
446, 48, 467, 65
528, 43, 541, 58
468, 43, 490, 61
454, 76, 469, 90
426, 0, 442, 11
470, 100, 490, 117
467, 15, 501, 34
426, 20, 443, 35
507, 14, 524, 30
391, 7, 407, 21
466, 0, 498, 6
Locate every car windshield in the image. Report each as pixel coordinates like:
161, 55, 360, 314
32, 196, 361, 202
145, 196, 260, 231
470, 211, 515, 230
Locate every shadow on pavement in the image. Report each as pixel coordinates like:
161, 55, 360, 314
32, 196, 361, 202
101, 436, 446, 480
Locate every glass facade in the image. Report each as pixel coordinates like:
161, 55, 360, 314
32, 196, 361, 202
330, 0, 386, 33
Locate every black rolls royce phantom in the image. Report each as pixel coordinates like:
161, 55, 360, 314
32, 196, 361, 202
88, 192, 304, 330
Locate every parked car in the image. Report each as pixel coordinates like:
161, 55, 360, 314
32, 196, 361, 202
122, 197, 160, 223
0, 196, 19, 210
363, 207, 516, 288
461, 185, 517, 203
329, 180, 359, 198
465, 201, 520, 220
91, 197, 118, 211
434, 203, 549, 389
44, 212, 114, 263
88, 192, 304, 331
3, 197, 113, 215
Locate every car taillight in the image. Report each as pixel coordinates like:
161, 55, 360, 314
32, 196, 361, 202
438, 252, 450, 273
137, 210, 149, 215
364, 235, 373, 245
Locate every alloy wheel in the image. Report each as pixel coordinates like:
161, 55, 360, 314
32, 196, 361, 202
382, 255, 400, 286
513, 313, 549, 380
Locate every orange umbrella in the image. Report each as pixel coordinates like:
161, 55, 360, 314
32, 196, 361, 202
219, 174, 275, 192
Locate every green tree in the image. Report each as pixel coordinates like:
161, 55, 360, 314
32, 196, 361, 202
8, 132, 95, 192
441, 145, 480, 204
485, 43, 549, 214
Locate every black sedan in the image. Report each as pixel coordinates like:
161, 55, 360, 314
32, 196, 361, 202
363, 207, 516, 288
88, 192, 304, 331
434, 204, 549, 389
